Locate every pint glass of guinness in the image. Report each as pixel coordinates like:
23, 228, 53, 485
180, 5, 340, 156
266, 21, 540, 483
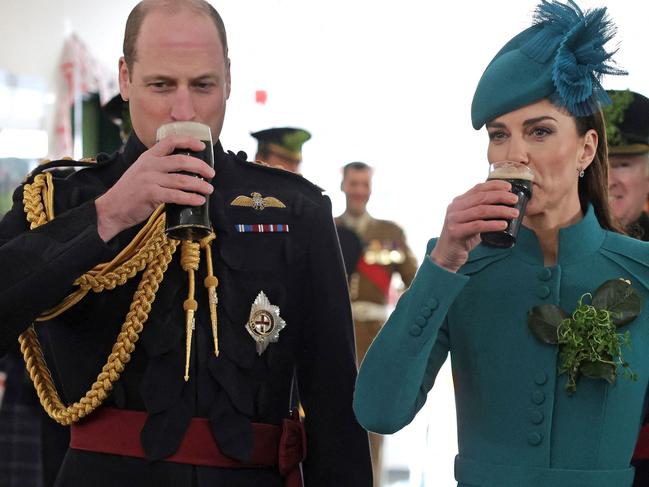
480, 161, 534, 249
156, 121, 214, 241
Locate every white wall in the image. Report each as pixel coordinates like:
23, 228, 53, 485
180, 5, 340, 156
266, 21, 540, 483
2, 1, 648, 484
2, 0, 648, 257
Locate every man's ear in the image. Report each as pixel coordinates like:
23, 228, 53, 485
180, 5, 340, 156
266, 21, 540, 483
118, 57, 130, 101
225, 58, 231, 99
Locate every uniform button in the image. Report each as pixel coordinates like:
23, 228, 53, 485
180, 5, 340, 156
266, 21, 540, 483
415, 316, 427, 327
409, 325, 423, 337
537, 286, 550, 299
427, 298, 439, 310
534, 372, 548, 385
530, 410, 544, 425
527, 432, 543, 446
531, 391, 545, 405
538, 268, 552, 281
420, 306, 433, 318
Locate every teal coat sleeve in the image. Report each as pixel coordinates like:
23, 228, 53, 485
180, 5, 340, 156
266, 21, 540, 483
353, 239, 468, 434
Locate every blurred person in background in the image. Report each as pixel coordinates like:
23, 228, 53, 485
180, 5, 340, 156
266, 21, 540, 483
603, 89, 649, 487
606, 90, 649, 238
336, 161, 417, 486
250, 127, 311, 174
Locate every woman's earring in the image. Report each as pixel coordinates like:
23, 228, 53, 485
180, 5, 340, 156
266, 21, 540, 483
579, 168, 585, 178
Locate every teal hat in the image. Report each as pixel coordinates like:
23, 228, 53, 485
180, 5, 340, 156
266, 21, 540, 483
471, 0, 626, 130
250, 127, 311, 161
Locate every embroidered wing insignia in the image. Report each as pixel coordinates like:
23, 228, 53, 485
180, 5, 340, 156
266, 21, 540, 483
230, 192, 286, 211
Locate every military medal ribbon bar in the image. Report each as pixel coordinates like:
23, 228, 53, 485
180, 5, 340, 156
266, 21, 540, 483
235, 224, 290, 233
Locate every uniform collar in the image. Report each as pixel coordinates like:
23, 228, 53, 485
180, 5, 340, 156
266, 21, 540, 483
513, 205, 606, 265
121, 134, 148, 166
339, 211, 372, 236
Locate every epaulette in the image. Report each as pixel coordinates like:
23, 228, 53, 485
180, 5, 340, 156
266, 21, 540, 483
22, 152, 114, 183
228, 150, 324, 194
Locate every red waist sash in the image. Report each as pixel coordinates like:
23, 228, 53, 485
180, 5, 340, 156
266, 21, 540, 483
70, 407, 305, 487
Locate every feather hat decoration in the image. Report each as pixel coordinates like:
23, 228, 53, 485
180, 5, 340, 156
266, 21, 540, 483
471, 0, 626, 129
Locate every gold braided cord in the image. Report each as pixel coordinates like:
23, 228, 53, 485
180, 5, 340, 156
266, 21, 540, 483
23, 172, 55, 228
37, 207, 169, 321
18, 172, 180, 424
179, 236, 220, 380
19, 240, 175, 424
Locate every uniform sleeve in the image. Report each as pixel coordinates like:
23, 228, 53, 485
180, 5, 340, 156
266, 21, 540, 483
0, 184, 116, 355
395, 226, 419, 288
353, 240, 469, 434
297, 195, 373, 486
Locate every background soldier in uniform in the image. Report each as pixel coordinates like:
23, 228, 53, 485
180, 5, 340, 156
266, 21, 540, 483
0, 1, 372, 486
606, 90, 649, 239
250, 127, 311, 174
335, 161, 417, 486
604, 89, 649, 487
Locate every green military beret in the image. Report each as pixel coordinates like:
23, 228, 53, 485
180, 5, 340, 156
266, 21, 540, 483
471, 0, 625, 130
250, 127, 311, 161
603, 90, 649, 156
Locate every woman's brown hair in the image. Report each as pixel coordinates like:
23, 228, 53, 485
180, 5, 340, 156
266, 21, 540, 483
575, 110, 625, 234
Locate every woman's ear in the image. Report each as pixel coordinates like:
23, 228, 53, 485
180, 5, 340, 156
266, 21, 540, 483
580, 128, 598, 171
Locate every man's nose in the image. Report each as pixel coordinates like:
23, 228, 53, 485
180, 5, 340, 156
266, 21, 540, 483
170, 87, 196, 121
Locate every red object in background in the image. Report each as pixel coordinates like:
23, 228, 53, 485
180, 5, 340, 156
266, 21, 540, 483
255, 90, 268, 105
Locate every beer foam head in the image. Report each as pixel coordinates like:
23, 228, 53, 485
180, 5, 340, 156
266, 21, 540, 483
156, 121, 212, 143
488, 161, 534, 181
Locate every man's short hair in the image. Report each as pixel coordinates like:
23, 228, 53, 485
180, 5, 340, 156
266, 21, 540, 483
123, 0, 229, 73
342, 162, 372, 179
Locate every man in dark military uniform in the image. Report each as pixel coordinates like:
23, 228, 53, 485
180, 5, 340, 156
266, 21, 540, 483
251, 127, 311, 174
0, 1, 372, 486
335, 161, 417, 486
604, 90, 649, 487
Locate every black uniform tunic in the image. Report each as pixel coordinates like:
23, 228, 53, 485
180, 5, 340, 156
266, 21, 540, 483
0, 135, 372, 486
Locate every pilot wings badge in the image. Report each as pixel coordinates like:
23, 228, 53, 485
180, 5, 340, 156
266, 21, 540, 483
246, 291, 286, 355
230, 192, 286, 211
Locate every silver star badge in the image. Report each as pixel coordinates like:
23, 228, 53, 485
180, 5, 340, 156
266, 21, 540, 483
246, 291, 286, 355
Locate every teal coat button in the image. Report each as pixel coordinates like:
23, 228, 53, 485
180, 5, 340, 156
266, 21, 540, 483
538, 268, 552, 281
420, 306, 433, 318
527, 432, 543, 446
530, 410, 544, 425
427, 298, 438, 310
537, 286, 550, 298
531, 391, 545, 405
534, 372, 547, 385
409, 325, 423, 337
415, 316, 427, 327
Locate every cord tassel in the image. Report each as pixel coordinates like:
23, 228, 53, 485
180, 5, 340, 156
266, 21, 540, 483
200, 234, 219, 356
180, 241, 201, 381
183, 297, 197, 381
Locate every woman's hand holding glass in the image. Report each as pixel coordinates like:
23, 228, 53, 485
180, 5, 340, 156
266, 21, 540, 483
429, 180, 520, 273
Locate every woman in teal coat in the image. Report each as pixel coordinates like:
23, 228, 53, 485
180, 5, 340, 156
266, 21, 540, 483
353, 2, 649, 486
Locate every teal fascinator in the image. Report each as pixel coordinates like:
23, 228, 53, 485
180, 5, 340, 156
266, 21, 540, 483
471, 0, 626, 130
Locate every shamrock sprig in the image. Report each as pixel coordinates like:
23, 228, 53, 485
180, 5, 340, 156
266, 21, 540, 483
528, 279, 642, 394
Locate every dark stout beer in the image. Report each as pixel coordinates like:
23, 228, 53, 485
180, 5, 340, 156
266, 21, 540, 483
156, 121, 214, 241
480, 162, 534, 249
